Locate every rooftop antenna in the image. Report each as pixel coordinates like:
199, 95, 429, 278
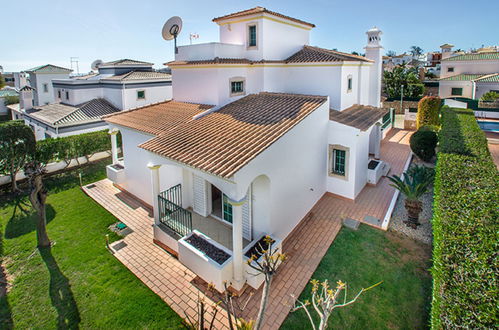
70, 57, 79, 75
162, 16, 183, 54
91, 59, 103, 71
189, 33, 199, 45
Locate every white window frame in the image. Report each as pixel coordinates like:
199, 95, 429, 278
229, 77, 246, 97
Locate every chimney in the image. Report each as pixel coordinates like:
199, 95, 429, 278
364, 27, 383, 107
19, 86, 35, 110
440, 43, 454, 60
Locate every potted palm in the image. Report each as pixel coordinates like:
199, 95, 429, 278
388, 165, 434, 229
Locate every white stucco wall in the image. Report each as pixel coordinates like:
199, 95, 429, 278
440, 60, 499, 79
54, 87, 103, 105
123, 85, 172, 109
475, 82, 499, 99
439, 80, 474, 99
31, 72, 70, 106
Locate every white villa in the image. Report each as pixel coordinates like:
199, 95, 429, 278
102, 7, 391, 292
439, 45, 499, 99
10, 60, 172, 140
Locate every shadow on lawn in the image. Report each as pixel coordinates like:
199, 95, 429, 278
40, 247, 81, 330
4, 200, 55, 239
0, 225, 14, 329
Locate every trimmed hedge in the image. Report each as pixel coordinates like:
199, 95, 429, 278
431, 107, 498, 328
416, 96, 441, 129
409, 128, 437, 161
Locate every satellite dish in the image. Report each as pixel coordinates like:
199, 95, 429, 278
91, 59, 103, 71
162, 16, 182, 53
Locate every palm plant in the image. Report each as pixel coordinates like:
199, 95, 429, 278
388, 165, 434, 228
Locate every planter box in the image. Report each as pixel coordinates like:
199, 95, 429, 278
178, 230, 233, 292
243, 235, 283, 289
106, 164, 125, 185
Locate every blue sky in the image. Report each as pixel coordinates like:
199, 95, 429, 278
2, 0, 498, 73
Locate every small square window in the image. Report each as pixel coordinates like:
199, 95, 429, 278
43, 83, 48, 93
231, 81, 244, 94
137, 90, 145, 99
248, 25, 257, 47
448, 67, 454, 72
451, 87, 463, 96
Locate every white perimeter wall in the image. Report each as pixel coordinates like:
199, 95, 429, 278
233, 102, 329, 241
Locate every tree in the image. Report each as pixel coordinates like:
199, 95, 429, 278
480, 91, 499, 102
388, 165, 434, 228
246, 236, 286, 329
386, 50, 396, 57
290, 279, 382, 330
383, 65, 425, 99
25, 161, 51, 247
410, 46, 424, 57
4, 95, 19, 105
0, 74, 5, 89
0, 120, 36, 192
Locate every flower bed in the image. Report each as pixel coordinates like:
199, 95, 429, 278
185, 233, 230, 264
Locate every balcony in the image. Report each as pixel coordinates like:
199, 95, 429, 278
176, 42, 244, 61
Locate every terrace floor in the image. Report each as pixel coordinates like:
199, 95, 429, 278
82, 128, 412, 329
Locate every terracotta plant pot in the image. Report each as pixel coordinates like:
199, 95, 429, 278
404, 199, 422, 229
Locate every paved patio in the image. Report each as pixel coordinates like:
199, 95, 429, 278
83, 128, 412, 329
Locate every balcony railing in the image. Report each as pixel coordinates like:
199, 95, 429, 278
158, 184, 192, 237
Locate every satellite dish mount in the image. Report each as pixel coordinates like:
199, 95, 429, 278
162, 16, 183, 54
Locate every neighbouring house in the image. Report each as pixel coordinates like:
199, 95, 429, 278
101, 7, 392, 293
25, 64, 73, 106
11, 59, 172, 140
0, 88, 19, 116
2, 71, 28, 89
439, 47, 499, 99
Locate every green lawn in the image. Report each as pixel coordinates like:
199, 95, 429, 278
282, 226, 432, 329
0, 160, 183, 329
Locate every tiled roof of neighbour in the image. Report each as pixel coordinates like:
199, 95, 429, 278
104, 101, 213, 135
212, 6, 315, 28
167, 58, 280, 66
286, 46, 372, 63
0, 89, 19, 97
100, 59, 153, 66
439, 74, 486, 81
442, 52, 499, 61
25, 64, 72, 73
25, 98, 119, 127
73, 73, 99, 80
139, 92, 327, 178
475, 73, 499, 83
440, 43, 454, 48
329, 105, 388, 131
103, 71, 172, 81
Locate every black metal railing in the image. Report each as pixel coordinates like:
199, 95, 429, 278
158, 184, 192, 237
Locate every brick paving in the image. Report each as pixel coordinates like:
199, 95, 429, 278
83, 128, 412, 329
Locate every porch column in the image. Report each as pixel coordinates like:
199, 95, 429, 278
148, 163, 161, 225
109, 129, 119, 164
229, 197, 246, 290
374, 123, 381, 159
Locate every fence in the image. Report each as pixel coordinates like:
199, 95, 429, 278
158, 184, 192, 237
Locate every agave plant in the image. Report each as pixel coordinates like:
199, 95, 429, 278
388, 165, 434, 228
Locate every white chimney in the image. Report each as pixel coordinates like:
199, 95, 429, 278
440, 43, 454, 60
365, 27, 383, 107
19, 86, 35, 110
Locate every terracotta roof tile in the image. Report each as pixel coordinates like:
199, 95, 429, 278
212, 6, 315, 28
104, 100, 213, 135
100, 59, 153, 66
329, 105, 388, 131
103, 71, 172, 81
139, 92, 327, 178
286, 46, 373, 63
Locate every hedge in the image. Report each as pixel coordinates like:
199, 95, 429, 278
431, 107, 498, 328
416, 96, 441, 129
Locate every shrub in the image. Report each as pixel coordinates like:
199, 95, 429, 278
480, 91, 499, 102
431, 107, 498, 329
416, 96, 441, 129
409, 129, 437, 161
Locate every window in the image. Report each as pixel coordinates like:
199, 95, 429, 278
248, 25, 257, 48
65, 91, 69, 100
43, 83, 48, 93
44, 133, 52, 139
57, 90, 61, 99
230, 77, 245, 96
451, 88, 463, 96
448, 67, 454, 72
332, 149, 346, 175
222, 195, 233, 223
347, 76, 353, 92
137, 90, 146, 99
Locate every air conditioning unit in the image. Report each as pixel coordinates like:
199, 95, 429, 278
367, 160, 390, 185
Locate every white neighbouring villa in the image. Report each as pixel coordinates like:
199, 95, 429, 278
103, 7, 391, 292
10, 60, 172, 140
